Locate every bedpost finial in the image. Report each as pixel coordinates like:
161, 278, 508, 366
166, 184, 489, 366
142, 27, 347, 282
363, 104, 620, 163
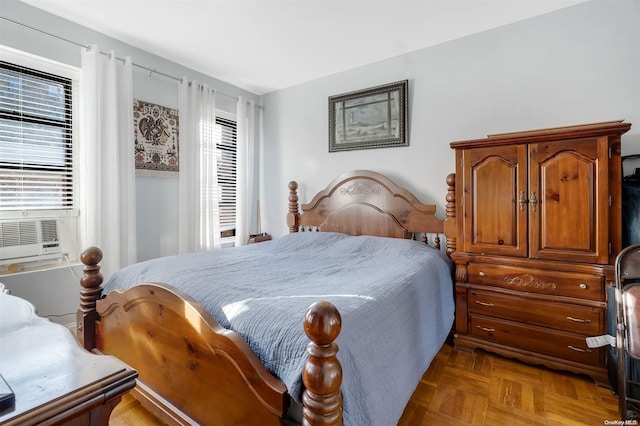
80, 247, 104, 292
304, 301, 341, 345
302, 301, 343, 425
446, 173, 455, 188
81, 246, 103, 267
78, 246, 104, 351
288, 180, 300, 233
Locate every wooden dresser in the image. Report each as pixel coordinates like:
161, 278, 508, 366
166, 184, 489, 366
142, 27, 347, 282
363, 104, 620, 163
450, 120, 631, 385
0, 292, 137, 425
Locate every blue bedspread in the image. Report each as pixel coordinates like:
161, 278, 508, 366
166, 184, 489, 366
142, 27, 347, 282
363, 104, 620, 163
103, 232, 454, 425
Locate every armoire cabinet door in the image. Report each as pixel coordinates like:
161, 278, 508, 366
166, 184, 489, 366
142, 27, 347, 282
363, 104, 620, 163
528, 137, 607, 263
461, 144, 528, 257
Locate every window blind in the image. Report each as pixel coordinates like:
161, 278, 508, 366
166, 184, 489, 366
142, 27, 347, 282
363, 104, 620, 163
216, 116, 237, 235
0, 61, 74, 212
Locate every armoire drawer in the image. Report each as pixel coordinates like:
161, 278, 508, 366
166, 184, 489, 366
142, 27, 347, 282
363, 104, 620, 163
468, 263, 604, 301
469, 315, 604, 367
468, 289, 604, 335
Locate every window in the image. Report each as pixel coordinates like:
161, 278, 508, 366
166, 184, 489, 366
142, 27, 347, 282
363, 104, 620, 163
0, 47, 80, 265
0, 60, 74, 213
215, 116, 237, 239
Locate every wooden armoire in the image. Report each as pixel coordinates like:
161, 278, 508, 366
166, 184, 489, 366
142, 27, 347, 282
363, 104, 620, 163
450, 120, 631, 385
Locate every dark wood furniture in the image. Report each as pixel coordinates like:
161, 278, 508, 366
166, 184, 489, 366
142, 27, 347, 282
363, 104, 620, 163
0, 292, 137, 426
249, 232, 272, 243
76, 170, 457, 426
450, 120, 631, 385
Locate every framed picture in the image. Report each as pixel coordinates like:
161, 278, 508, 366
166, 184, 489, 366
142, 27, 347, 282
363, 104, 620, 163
329, 80, 408, 152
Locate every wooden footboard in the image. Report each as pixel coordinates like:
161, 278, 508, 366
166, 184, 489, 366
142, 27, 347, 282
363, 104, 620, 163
77, 248, 343, 425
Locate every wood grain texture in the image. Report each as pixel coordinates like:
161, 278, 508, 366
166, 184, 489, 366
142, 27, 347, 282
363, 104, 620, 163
451, 120, 632, 385
291, 169, 446, 240
111, 342, 621, 425
110, 394, 163, 426
96, 283, 289, 426
398, 342, 620, 426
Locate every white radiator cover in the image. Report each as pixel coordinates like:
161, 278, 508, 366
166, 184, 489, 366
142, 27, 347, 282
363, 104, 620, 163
0, 220, 61, 265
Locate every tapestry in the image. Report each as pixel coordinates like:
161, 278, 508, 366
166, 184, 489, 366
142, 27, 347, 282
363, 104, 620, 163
133, 99, 179, 175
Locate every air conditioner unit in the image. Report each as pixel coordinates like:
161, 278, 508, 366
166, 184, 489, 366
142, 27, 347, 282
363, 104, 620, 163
0, 219, 62, 265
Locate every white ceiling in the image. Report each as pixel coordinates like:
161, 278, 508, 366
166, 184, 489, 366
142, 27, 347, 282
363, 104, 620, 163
20, 0, 587, 95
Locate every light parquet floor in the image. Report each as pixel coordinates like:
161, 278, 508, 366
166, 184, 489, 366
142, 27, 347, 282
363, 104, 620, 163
110, 342, 622, 425
398, 342, 621, 426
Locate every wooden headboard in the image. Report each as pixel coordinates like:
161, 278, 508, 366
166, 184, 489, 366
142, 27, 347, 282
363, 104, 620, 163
287, 170, 457, 255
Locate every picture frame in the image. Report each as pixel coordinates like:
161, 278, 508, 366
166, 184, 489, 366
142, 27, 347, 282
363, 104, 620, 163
329, 80, 408, 152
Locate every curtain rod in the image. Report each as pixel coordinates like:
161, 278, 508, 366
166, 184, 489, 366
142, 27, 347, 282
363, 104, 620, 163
1, 15, 263, 107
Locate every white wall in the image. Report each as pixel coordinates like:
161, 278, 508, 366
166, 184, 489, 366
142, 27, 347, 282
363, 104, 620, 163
0, 264, 83, 326
261, 0, 640, 238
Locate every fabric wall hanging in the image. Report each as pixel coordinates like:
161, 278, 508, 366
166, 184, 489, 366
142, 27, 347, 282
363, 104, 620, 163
134, 99, 179, 176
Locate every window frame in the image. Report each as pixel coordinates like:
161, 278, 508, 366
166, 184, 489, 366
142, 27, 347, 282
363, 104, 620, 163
214, 111, 237, 243
0, 45, 80, 220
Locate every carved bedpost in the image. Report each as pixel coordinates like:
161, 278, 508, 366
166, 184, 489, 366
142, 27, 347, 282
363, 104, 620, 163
444, 173, 457, 257
76, 246, 103, 351
302, 301, 343, 426
287, 180, 300, 233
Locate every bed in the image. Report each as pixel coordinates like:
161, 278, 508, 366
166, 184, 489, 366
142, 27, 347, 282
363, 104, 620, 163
76, 169, 458, 425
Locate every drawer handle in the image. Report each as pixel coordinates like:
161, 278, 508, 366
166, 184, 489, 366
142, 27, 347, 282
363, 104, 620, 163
568, 345, 592, 353
479, 271, 486, 277
579, 283, 587, 289
566, 316, 591, 324
476, 325, 496, 332
475, 300, 495, 307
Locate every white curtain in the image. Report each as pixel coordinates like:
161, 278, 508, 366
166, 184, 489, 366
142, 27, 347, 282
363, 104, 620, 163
258, 105, 266, 234
235, 97, 255, 246
178, 79, 221, 253
79, 45, 136, 278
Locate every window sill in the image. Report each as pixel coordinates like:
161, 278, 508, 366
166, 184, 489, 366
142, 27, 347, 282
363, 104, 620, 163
0, 209, 79, 220
0, 257, 80, 277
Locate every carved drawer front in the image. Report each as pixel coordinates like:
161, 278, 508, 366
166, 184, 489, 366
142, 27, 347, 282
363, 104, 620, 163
469, 315, 604, 367
467, 264, 603, 301
468, 289, 604, 335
